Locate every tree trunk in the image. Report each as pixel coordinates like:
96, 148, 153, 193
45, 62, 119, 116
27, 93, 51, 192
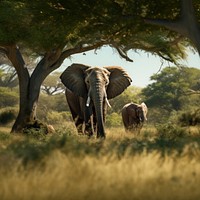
5, 45, 62, 133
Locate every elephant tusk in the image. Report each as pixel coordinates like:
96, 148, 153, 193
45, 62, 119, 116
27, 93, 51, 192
105, 97, 111, 108
86, 96, 90, 107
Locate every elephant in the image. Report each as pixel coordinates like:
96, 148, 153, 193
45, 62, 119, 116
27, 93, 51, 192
60, 63, 132, 138
122, 102, 148, 133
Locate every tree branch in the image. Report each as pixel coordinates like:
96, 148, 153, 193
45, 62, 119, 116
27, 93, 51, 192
144, 19, 189, 38
60, 41, 108, 61
144, 0, 200, 55
110, 43, 133, 62
156, 52, 174, 63
183, 89, 200, 95
48, 41, 109, 72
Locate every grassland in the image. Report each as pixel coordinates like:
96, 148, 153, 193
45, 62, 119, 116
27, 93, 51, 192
0, 124, 200, 200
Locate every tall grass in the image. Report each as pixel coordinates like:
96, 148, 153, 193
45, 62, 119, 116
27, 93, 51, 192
1, 150, 200, 200
0, 125, 200, 200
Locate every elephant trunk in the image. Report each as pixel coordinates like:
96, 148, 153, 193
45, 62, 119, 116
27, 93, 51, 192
91, 80, 106, 138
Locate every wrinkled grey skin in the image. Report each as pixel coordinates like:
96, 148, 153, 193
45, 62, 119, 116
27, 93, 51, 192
122, 102, 148, 133
60, 63, 132, 138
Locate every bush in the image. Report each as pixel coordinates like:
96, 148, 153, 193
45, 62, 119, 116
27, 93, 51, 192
46, 111, 71, 125
106, 112, 122, 127
156, 123, 186, 141
147, 108, 170, 124
178, 109, 200, 126
0, 107, 18, 125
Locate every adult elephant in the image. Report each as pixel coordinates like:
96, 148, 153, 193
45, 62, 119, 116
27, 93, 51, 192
122, 102, 148, 133
60, 63, 132, 138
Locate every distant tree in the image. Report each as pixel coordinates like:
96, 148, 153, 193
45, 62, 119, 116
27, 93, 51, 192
41, 72, 64, 95
0, 65, 18, 88
109, 86, 143, 114
142, 66, 200, 111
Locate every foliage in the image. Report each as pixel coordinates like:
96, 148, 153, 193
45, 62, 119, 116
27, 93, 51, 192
46, 111, 71, 125
109, 86, 143, 114
0, 87, 18, 108
142, 66, 200, 111
37, 93, 67, 113
0, 107, 18, 125
156, 123, 186, 142
0, 125, 199, 164
106, 112, 122, 127
0, 0, 189, 58
178, 109, 200, 126
145, 107, 170, 124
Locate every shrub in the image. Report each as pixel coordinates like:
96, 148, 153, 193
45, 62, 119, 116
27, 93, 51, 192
46, 111, 70, 125
106, 112, 122, 127
147, 108, 170, 124
178, 109, 200, 126
156, 123, 186, 141
0, 107, 18, 125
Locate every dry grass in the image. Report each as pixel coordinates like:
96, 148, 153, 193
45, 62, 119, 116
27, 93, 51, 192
0, 125, 200, 200
1, 150, 200, 200
0, 126, 11, 134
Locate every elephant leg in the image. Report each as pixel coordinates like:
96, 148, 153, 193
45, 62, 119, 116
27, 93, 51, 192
134, 122, 143, 135
75, 117, 84, 134
122, 108, 130, 132
128, 116, 135, 132
66, 89, 85, 134
84, 115, 95, 137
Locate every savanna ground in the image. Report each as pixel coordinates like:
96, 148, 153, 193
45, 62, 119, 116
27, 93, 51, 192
0, 122, 200, 200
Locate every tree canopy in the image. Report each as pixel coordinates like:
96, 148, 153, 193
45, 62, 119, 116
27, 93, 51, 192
0, 0, 191, 60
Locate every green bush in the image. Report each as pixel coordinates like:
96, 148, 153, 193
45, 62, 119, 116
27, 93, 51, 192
106, 112, 122, 127
156, 123, 186, 141
0, 107, 18, 125
147, 108, 170, 124
178, 109, 200, 126
46, 111, 71, 125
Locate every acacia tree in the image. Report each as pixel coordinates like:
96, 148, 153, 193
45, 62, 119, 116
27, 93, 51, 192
0, 0, 191, 132
41, 72, 64, 95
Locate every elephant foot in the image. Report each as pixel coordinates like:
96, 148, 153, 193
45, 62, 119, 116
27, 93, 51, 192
97, 132, 106, 139
76, 124, 84, 135
84, 123, 95, 137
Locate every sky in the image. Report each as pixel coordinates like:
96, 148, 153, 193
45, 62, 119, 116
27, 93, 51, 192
61, 46, 200, 88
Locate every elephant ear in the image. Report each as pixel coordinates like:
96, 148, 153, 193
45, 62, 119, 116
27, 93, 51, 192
60, 63, 90, 97
104, 66, 132, 99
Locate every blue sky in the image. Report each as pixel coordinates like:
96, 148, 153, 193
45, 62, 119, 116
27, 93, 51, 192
61, 46, 200, 88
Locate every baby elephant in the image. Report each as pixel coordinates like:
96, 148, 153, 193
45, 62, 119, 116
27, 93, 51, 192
122, 102, 148, 133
